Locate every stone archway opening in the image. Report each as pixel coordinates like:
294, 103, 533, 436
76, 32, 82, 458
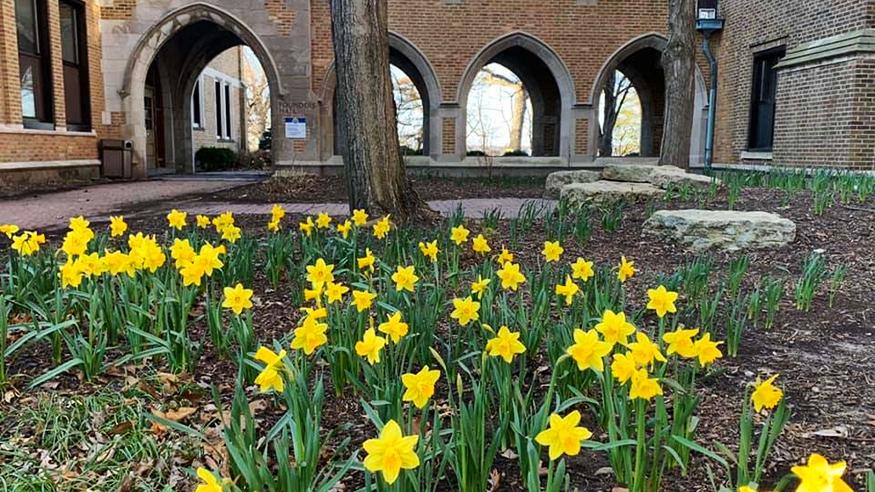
592, 34, 707, 165
595, 47, 665, 158
464, 46, 562, 157
122, 4, 284, 178
328, 43, 436, 159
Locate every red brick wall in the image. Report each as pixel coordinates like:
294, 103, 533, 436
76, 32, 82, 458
772, 58, 875, 169
311, 0, 672, 105
712, 0, 871, 165
0, 0, 104, 163
0, 132, 97, 161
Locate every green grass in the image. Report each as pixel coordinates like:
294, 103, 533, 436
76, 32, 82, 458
0, 385, 203, 491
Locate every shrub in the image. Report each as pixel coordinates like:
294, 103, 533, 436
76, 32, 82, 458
196, 147, 237, 171
466, 150, 487, 157
502, 149, 529, 157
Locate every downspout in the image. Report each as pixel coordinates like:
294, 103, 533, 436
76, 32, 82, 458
702, 31, 718, 173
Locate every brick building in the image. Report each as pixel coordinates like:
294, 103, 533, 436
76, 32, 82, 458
0, 0, 871, 189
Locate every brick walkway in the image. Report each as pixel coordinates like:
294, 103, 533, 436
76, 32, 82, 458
0, 179, 555, 230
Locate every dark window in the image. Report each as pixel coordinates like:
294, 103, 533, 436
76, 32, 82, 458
747, 48, 784, 151
214, 80, 223, 138
224, 84, 231, 139
16, 0, 53, 128
60, 0, 89, 130
144, 95, 153, 130
191, 79, 202, 128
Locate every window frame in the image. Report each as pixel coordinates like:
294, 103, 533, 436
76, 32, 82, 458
59, 0, 90, 131
16, 0, 54, 130
191, 76, 204, 129
223, 82, 232, 140
746, 46, 785, 152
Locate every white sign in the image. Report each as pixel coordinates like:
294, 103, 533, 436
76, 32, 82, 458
284, 117, 307, 139
698, 8, 716, 19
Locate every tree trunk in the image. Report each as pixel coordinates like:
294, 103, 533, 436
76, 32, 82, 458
599, 72, 617, 157
509, 87, 526, 151
329, 0, 432, 221
659, 0, 696, 169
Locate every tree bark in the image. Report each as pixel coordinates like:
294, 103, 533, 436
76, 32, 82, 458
659, 0, 696, 169
329, 0, 432, 221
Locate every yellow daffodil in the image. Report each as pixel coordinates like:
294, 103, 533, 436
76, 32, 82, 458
267, 219, 280, 232
373, 215, 391, 239
629, 368, 663, 400
304, 282, 324, 303
362, 419, 420, 485
611, 352, 637, 384
450, 296, 480, 326
336, 220, 352, 239
472, 234, 491, 254
471, 275, 491, 298
595, 310, 636, 348
69, 216, 90, 231
271, 204, 286, 222
11, 231, 45, 256
358, 248, 376, 272
306, 258, 335, 287
180, 261, 206, 287
222, 283, 253, 315
212, 211, 235, 231
196, 214, 211, 228
325, 281, 349, 304
355, 328, 387, 365
542, 240, 563, 263
194, 467, 226, 492
352, 208, 369, 226
290, 316, 329, 355
496, 261, 526, 291
61, 229, 90, 257
450, 225, 469, 245
391, 265, 419, 293
0, 224, 20, 238
485, 326, 526, 363
109, 216, 127, 237
253, 347, 286, 393
751, 374, 783, 412
692, 332, 723, 367
567, 328, 612, 372
401, 366, 440, 409
555, 275, 580, 305
378, 311, 409, 343
534, 411, 593, 460
618, 256, 636, 282
570, 257, 594, 282
197, 243, 225, 275
301, 306, 327, 321
738, 486, 757, 492
352, 289, 378, 312
167, 209, 187, 230
59, 260, 85, 288
418, 240, 439, 262
170, 238, 196, 269
299, 216, 315, 236
220, 224, 241, 243
646, 285, 678, 318
628, 331, 667, 368
316, 212, 332, 229
497, 246, 514, 265
791, 453, 853, 492
662, 327, 699, 358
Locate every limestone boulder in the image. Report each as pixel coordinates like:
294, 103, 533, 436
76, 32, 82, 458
544, 170, 601, 198
650, 167, 721, 190
560, 180, 664, 205
642, 209, 796, 251
601, 163, 684, 183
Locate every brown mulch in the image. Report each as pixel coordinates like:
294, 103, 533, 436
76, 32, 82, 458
2, 185, 874, 491
206, 173, 547, 203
